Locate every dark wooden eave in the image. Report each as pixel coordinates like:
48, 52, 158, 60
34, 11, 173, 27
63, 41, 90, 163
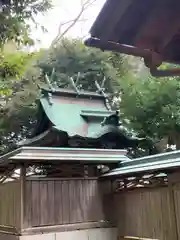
85, 0, 180, 76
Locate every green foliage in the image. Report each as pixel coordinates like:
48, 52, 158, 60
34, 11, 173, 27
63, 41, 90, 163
120, 75, 180, 149
0, 0, 52, 46
0, 44, 40, 96
37, 38, 126, 93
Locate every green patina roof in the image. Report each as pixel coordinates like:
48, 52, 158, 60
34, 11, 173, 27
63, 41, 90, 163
39, 92, 114, 138
102, 150, 180, 178
19, 87, 142, 147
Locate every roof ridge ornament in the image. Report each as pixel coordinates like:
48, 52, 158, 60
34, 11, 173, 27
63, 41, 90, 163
67, 76, 80, 94
95, 78, 112, 111
45, 73, 55, 92
101, 111, 120, 127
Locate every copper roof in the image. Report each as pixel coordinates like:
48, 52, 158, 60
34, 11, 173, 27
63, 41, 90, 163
102, 149, 180, 178
85, 0, 180, 76
0, 147, 128, 173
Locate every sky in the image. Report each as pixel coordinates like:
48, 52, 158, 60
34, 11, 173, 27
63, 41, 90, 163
31, 0, 105, 49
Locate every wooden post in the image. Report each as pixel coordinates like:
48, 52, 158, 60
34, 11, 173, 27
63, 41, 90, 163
168, 183, 178, 240
20, 165, 26, 231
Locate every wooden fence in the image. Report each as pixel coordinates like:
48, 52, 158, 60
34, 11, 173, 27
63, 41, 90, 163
0, 181, 21, 230
23, 178, 114, 228
4, 177, 180, 240
115, 184, 180, 240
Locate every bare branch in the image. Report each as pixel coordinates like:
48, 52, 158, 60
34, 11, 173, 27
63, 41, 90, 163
50, 0, 96, 47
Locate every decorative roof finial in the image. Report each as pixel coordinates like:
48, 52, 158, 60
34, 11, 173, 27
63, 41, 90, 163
67, 76, 80, 94
45, 74, 55, 92
95, 77, 112, 111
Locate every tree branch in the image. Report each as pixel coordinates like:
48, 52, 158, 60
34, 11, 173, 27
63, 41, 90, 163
50, 0, 96, 47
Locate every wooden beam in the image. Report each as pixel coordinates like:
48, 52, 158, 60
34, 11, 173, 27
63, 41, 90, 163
0, 167, 16, 184
85, 38, 150, 58
26, 177, 98, 181
20, 165, 26, 230
0, 225, 19, 235
120, 236, 159, 240
21, 221, 115, 235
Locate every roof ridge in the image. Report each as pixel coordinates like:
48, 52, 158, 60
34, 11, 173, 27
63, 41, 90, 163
40, 87, 106, 99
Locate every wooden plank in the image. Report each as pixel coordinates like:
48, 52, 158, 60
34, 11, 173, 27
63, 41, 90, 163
69, 180, 83, 223
31, 181, 40, 227
69, 180, 76, 223
61, 180, 70, 224
27, 177, 98, 181
75, 180, 83, 223
21, 222, 115, 235
54, 181, 63, 225
172, 182, 180, 239
24, 181, 32, 228
39, 181, 48, 226
79, 180, 85, 222
47, 180, 55, 225
0, 233, 19, 240
0, 181, 21, 229
89, 180, 97, 221
0, 225, 19, 235
120, 236, 159, 240
115, 187, 173, 240
84, 179, 91, 222
20, 166, 26, 230
24, 179, 114, 227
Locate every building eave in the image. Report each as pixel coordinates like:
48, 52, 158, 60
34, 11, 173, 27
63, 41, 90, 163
85, 0, 180, 76
0, 147, 129, 173
102, 150, 180, 178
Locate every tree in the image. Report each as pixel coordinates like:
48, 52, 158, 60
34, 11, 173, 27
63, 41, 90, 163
0, 0, 52, 46
50, 0, 97, 47
38, 38, 126, 93
0, 45, 42, 153
120, 74, 180, 151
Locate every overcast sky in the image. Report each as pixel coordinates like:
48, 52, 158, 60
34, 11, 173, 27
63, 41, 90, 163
31, 0, 105, 48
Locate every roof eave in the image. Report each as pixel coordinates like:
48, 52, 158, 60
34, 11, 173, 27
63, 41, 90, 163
101, 150, 180, 178
0, 147, 129, 172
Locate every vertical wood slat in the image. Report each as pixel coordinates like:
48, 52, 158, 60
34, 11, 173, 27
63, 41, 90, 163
40, 181, 48, 226
115, 187, 173, 240
20, 166, 26, 230
172, 182, 180, 240
168, 183, 178, 240
47, 180, 55, 225
0, 181, 21, 229
31, 180, 40, 227
62, 180, 70, 224
24, 180, 32, 228
54, 181, 63, 225
24, 179, 113, 228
